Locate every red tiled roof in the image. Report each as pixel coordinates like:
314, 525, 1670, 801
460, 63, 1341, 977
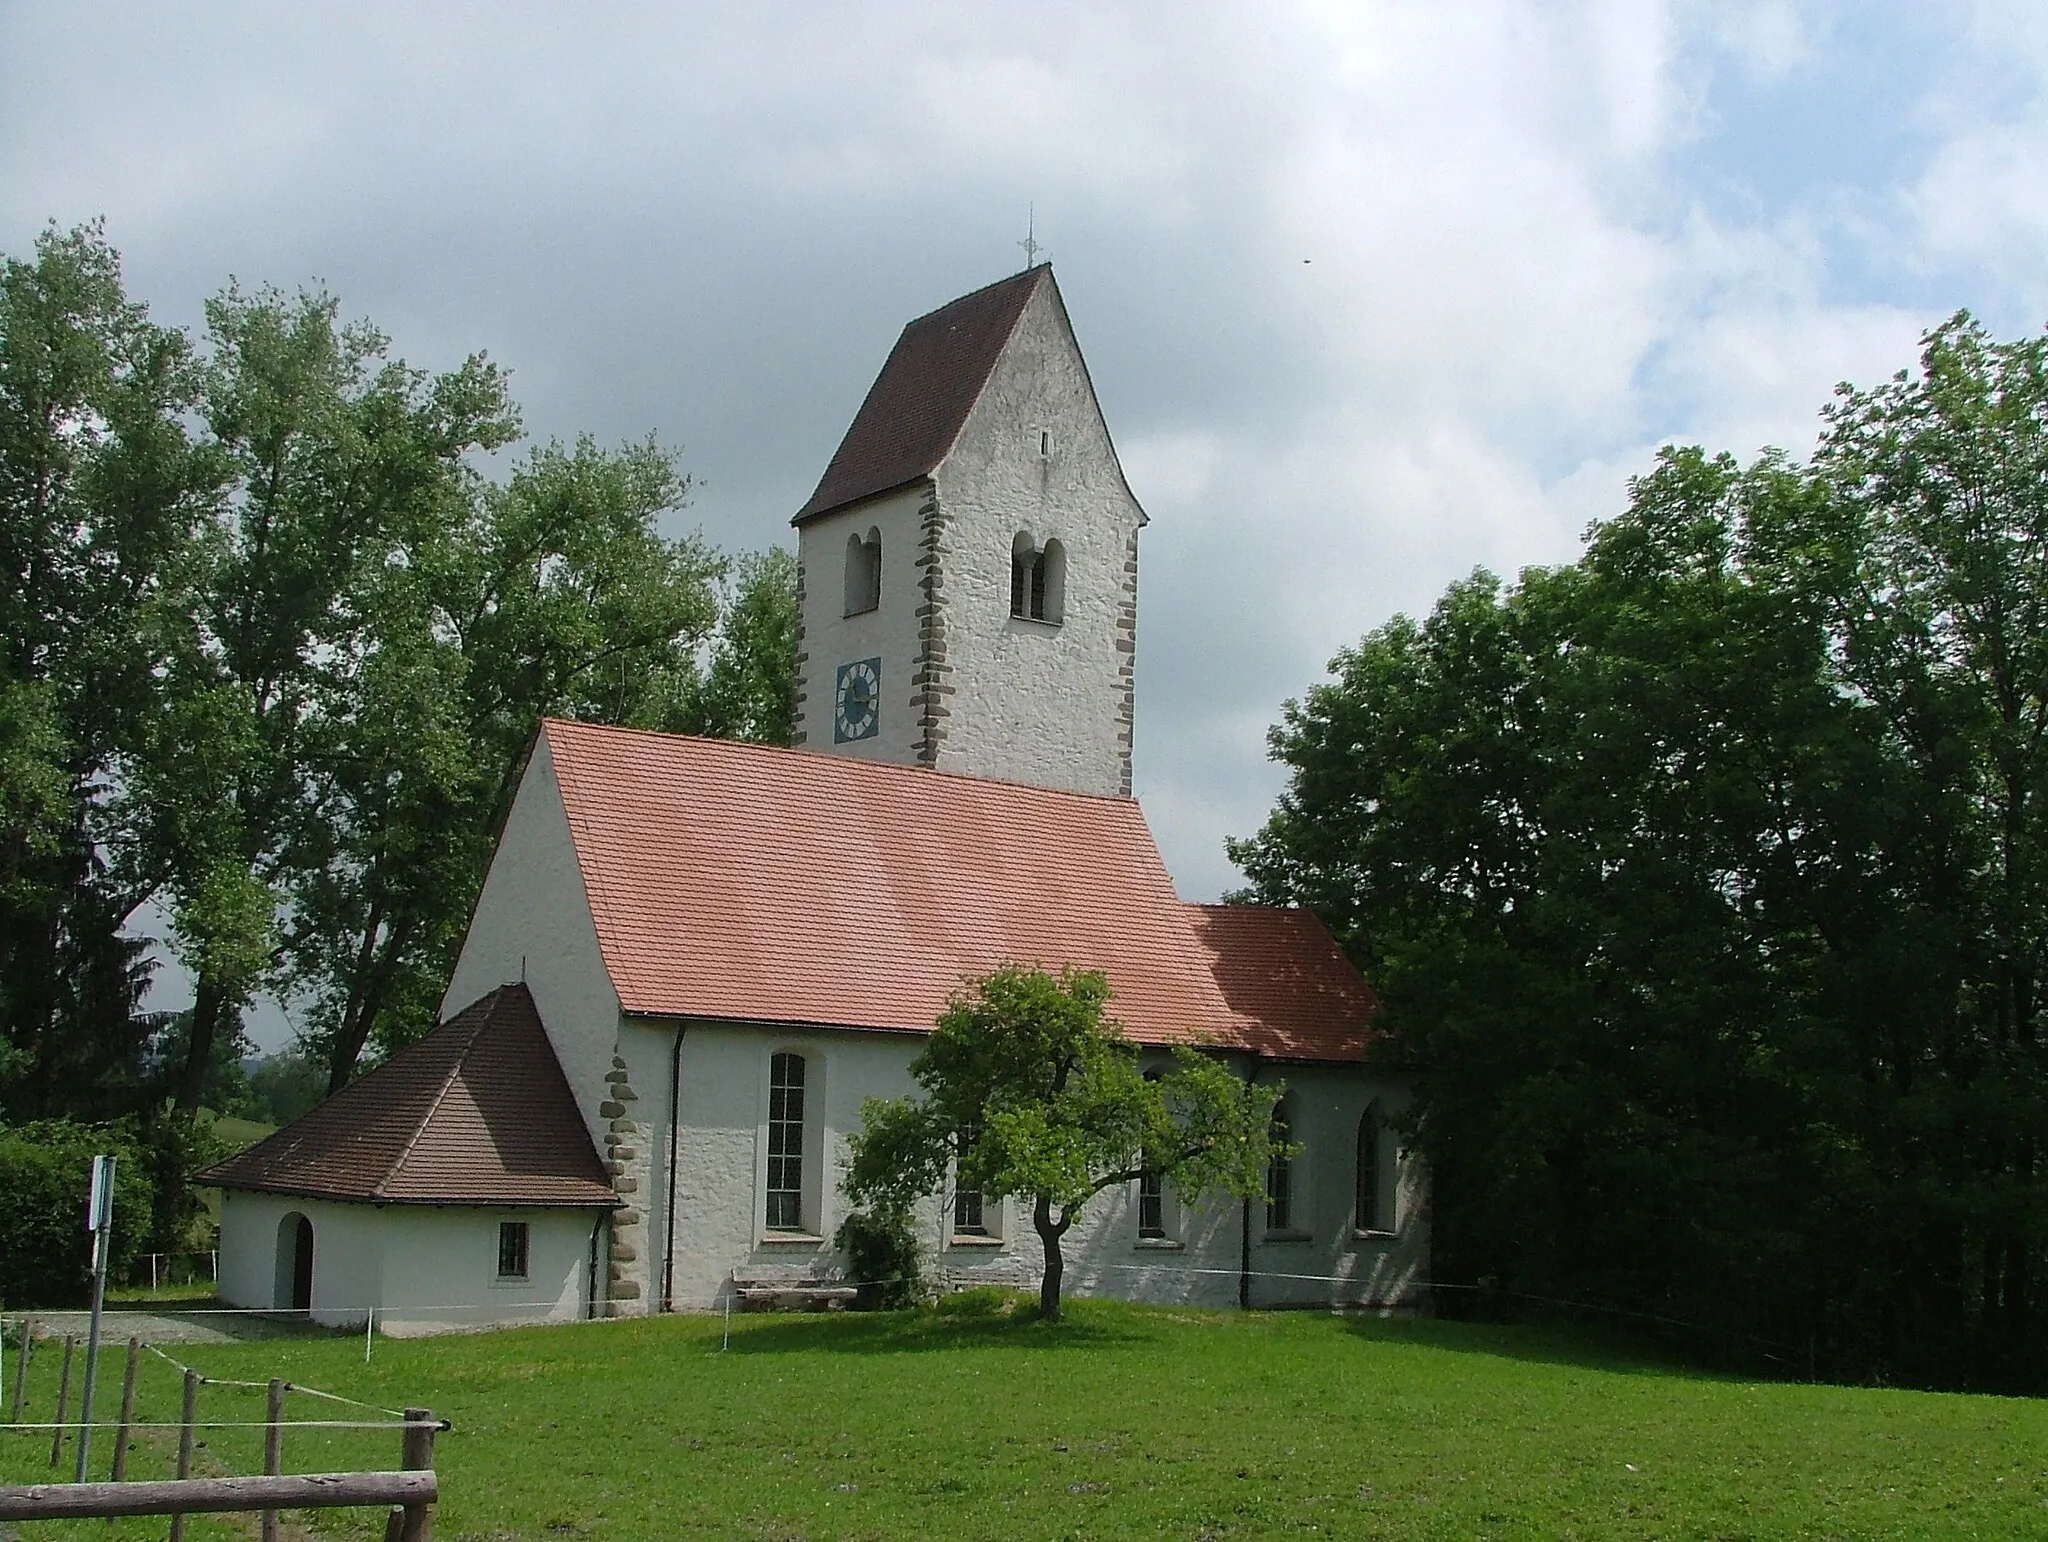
794, 267, 1050, 523
198, 985, 615, 1207
542, 720, 1368, 1063
1186, 905, 1381, 1063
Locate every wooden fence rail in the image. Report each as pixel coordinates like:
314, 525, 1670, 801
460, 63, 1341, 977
0, 1469, 437, 1520
3, 1390, 440, 1542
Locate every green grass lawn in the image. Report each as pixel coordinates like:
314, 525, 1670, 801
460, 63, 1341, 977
4, 1293, 2044, 1540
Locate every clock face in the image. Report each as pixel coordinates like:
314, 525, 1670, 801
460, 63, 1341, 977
834, 657, 882, 743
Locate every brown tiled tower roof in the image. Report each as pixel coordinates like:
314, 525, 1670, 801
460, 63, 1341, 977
793, 266, 1050, 523
198, 984, 615, 1207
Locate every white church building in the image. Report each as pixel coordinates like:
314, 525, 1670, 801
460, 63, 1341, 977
203, 266, 1428, 1332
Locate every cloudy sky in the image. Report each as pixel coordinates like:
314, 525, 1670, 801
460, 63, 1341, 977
8, 1, 2048, 1041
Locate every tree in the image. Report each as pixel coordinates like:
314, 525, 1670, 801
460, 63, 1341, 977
0, 223, 214, 1121
0, 223, 802, 1113
1229, 314, 2048, 1392
844, 964, 1282, 1321
246, 1049, 325, 1128
124, 284, 523, 1116
683, 546, 798, 745
281, 432, 723, 1090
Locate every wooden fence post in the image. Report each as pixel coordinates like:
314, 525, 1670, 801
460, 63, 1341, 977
110, 1337, 140, 1480
168, 1369, 198, 1542
48, 1336, 75, 1466
260, 1378, 284, 1542
7, 1319, 30, 1424
397, 1407, 435, 1542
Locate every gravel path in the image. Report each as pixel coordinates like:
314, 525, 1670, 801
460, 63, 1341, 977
12, 1302, 326, 1347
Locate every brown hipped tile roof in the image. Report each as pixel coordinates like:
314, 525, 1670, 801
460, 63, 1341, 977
794, 267, 1049, 523
542, 719, 1371, 1063
198, 985, 615, 1207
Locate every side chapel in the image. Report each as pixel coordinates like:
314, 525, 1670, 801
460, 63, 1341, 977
203, 266, 1429, 1330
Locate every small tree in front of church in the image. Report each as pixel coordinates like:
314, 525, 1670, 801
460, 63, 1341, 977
843, 965, 1284, 1322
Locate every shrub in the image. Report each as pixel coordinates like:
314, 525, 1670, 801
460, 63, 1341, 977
835, 1207, 923, 1310
0, 1121, 152, 1308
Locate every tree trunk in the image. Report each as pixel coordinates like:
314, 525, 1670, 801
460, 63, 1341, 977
325, 909, 420, 1094
174, 971, 230, 1116
1033, 1194, 1067, 1323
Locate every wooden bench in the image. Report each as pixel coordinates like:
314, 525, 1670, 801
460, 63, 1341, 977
731, 1264, 859, 1311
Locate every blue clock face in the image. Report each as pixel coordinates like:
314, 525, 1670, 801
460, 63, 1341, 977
834, 657, 881, 743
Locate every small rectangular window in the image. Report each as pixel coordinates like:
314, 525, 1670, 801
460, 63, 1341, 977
954, 1187, 986, 1235
1040, 429, 1051, 457
497, 1220, 529, 1280
1138, 1170, 1165, 1238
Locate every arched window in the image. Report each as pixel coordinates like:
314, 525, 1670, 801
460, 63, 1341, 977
1011, 532, 1038, 618
767, 1052, 807, 1230
844, 528, 881, 615
1265, 1103, 1293, 1233
1039, 539, 1066, 625
1010, 533, 1064, 625
1356, 1108, 1382, 1232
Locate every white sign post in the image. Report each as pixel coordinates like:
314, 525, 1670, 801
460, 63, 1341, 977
75, 1153, 115, 1482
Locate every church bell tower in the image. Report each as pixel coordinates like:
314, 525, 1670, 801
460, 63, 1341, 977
790, 266, 1146, 798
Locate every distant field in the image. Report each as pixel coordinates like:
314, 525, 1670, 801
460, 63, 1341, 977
205, 1114, 276, 1152
3, 1295, 2044, 1539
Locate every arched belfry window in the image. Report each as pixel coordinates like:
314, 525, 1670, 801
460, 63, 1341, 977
844, 528, 881, 616
1010, 534, 1065, 625
1356, 1107, 1383, 1232
767, 1052, 807, 1230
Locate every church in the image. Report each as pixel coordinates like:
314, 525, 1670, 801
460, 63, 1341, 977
202, 266, 1429, 1332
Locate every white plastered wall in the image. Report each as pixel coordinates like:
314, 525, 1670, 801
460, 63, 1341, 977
441, 733, 622, 1144
438, 733, 644, 1308
792, 483, 929, 763
928, 278, 1143, 798
656, 1021, 1426, 1313
217, 1189, 600, 1332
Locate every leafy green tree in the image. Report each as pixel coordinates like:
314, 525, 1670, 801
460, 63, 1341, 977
127, 285, 521, 1116
683, 546, 798, 745
844, 965, 1282, 1322
0, 223, 214, 1120
284, 433, 723, 1090
246, 1049, 325, 1128
1231, 315, 2048, 1391
141, 1009, 254, 1118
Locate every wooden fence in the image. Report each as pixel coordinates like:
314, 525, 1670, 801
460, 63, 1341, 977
3, 1320, 441, 1540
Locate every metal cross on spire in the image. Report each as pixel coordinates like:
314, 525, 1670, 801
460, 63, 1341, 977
1018, 205, 1044, 269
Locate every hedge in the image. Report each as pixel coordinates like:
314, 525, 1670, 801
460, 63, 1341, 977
0, 1120, 152, 1309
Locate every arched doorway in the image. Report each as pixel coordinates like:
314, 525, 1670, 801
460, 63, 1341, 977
274, 1212, 314, 1312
